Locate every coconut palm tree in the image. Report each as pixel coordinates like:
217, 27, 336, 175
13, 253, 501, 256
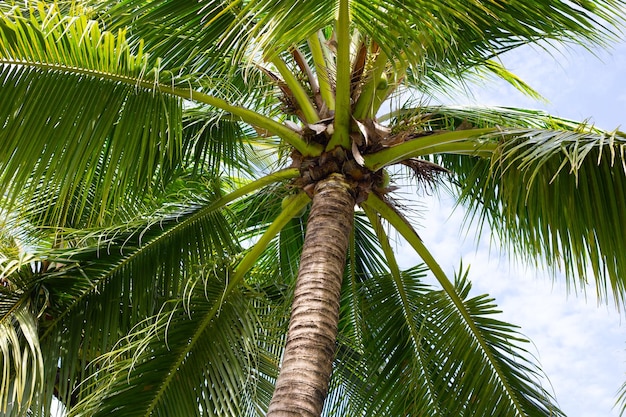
1, 1, 626, 416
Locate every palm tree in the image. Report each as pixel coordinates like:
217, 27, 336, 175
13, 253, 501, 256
1, 0, 626, 416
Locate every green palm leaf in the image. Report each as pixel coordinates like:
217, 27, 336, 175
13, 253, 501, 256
38, 212, 237, 409
346, 266, 562, 416
481, 127, 626, 305
16, 170, 295, 411
0, 254, 45, 417
69, 271, 280, 417
0, 4, 292, 227
98, 0, 622, 107
0, 5, 183, 225
353, 198, 560, 416
386, 105, 626, 306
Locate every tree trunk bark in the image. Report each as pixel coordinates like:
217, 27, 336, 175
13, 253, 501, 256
267, 173, 355, 417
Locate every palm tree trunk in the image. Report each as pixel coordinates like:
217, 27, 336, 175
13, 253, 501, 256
267, 173, 355, 417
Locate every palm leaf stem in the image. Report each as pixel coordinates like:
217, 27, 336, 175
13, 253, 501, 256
363, 128, 497, 171
361, 205, 442, 411
361, 207, 407, 319
307, 32, 335, 111
232, 191, 310, 284
353, 46, 387, 119
326, 0, 352, 151
40, 169, 299, 341
270, 56, 319, 123
363, 193, 529, 416
0, 58, 319, 156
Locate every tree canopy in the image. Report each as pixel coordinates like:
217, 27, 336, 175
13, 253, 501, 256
1, 1, 625, 416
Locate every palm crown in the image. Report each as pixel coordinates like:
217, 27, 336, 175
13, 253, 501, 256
1, 1, 626, 416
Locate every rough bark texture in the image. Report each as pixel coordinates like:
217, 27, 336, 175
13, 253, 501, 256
267, 174, 355, 417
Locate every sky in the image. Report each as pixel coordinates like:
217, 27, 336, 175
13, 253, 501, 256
395, 39, 626, 416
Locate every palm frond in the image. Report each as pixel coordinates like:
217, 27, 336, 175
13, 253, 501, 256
28, 170, 298, 411
0, 254, 45, 416
352, 0, 621, 68
0, 3, 302, 226
362, 192, 564, 415
33, 186, 239, 410
386, 105, 626, 306
618, 380, 626, 417
372, 270, 561, 415
69, 269, 280, 417
346, 266, 563, 416
484, 126, 626, 306
99, 0, 623, 95
0, 4, 183, 225
39, 216, 237, 411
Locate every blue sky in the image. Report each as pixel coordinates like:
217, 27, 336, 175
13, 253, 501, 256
396, 38, 626, 416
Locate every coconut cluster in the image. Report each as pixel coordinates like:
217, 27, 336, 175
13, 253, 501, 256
290, 145, 385, 204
